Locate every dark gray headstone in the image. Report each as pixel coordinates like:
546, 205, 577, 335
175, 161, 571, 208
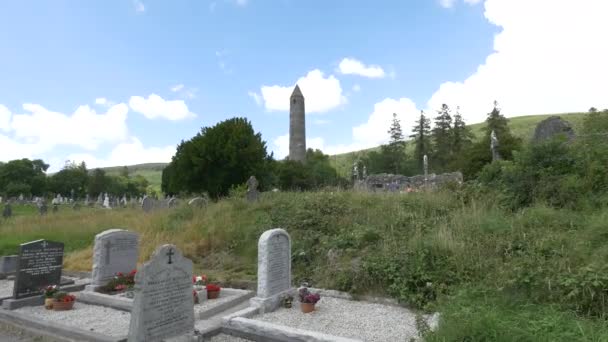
13, 240, 64, 299
128, 245, 194, 342
141, 196, 154, 213
39, 202, 48, 215
2, 204, 12, 218
0, 255, 18, 275
532, 116, 575, 143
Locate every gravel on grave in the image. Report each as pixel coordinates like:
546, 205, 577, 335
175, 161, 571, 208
253, 297, 432, 342
0, 279, 14, 298
14, 302, 130, 338
206, 333, 252, 342
193, 291, 239, 315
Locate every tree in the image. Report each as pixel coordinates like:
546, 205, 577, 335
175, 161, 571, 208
162, 117, 271, 198
49, 161, 88, 197
449, 106, 474, 170
119, 166, 129, 178
432, 104, 453, 171
0, 158, 49, 197
381, 113, 407, 174
410, 110, 432, 173
88, 169, 108, 197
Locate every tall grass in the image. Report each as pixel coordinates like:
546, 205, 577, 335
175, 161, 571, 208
1, 190, 607, 339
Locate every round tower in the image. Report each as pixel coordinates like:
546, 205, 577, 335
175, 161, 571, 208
289, 84, 306, 163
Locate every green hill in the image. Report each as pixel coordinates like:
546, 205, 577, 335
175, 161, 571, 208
329, 112, 587, 177
98, 163, 168, 192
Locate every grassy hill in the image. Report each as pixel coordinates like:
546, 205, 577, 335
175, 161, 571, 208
329, 112, 587, 177
94, 113, 587, 186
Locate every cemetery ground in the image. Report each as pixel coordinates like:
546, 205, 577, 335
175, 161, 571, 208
1, 190, 608, 340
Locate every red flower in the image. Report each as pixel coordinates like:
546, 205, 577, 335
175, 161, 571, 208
206, 284, 221, 292
117, 272, 124, 277
129, 269, 137, 276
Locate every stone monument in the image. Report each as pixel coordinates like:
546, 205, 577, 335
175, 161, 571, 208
89, 229, 139, 289
289, 85, 306, 163
246, 176, 260, 202
491, 130, 501, 161
127, 244, 194, 342
250, 228, 292, 312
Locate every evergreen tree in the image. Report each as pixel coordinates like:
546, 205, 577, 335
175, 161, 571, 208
451, 106, 473, 156
432, 104, 453, 171
381, 113, 407, 174
410, 110, 432, 172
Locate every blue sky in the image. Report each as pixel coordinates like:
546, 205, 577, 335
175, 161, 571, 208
0, 0, 606, 172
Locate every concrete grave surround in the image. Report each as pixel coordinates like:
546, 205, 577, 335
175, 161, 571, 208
127, 244, 194, 342
90, 229, 139, 288
250, 228, 292, 312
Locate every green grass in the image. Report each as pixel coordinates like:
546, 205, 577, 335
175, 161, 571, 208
1, 189, 607, 339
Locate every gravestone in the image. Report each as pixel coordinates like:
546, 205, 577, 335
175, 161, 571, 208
251, 228, 292, 312
52, 204, 58, 213
90, 229, 139, 288
167, 197, 178, 208
103, 194, 110, 209
72, 202, 81, 211
38, 201, 48, 215
0, 255, 18, 277
13, 240, 64, 299
246, 175, 260, 202
128, 245, 194, 342
2, 203, 12, 218
532, 116, 575, 143
141, 196, 154, 213
97, 193, 103, 206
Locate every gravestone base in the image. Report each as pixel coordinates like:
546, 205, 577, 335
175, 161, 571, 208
250, 288, 295, 314
1, 281, 87, 310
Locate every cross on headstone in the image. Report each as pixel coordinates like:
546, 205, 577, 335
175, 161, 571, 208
104, 240, 113, 265
166, 248, 174, 264
41, 241, 48, 249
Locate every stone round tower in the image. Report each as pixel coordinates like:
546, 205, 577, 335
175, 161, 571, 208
289, 84, 306, 163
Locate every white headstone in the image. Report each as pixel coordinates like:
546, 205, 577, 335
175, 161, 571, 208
103, 194, 110, 209
127, 245, 194, 342
251, 228, 292, 312
90, 229, 139, 288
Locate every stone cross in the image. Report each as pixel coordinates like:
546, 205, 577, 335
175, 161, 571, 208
423, 154, 429, 181
246, 176, 260, 202
166, 248, 174, 264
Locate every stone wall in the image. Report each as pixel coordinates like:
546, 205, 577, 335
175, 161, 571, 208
355, 171, 463, 192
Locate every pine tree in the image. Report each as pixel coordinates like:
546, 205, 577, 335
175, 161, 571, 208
381, 113, 406, 174
432, 104, 453, 171
452, 106, 473, 156
410, 110, 432, 172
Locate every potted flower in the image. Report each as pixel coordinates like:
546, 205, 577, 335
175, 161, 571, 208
192, 274, 207, 290
298, 287, 321, 313
206, 284, 221, 299
43, 285, 58, 309
52, 291, 76, 311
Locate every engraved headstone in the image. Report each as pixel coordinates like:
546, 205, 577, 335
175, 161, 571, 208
90, 229, 139, 288
127, 245, 194, 342
141, 196, 154, 213
13, 240, 64, 299
103, 193, 110, 209
251, 228, 292, 311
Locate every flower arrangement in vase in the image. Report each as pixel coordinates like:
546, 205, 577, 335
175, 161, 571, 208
43, 285, 58, 309
206, 284, 221, 299
298, 287, 321, 313
52, 291, 76, 311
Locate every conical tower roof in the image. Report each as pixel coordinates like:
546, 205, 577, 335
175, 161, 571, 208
291, 84, 304, 98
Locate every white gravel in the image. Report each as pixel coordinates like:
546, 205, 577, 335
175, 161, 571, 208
14, 302, 130, 338
206, 334, 251, 342
0, 279, 14, 298
253, 297, 432, 342
194, 291, 239, 316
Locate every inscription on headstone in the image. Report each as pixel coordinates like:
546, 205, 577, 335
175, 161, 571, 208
13, 240, 64, 299
256, 228, 291, 298
127, 244, 194, 342
91, 229, 139, 287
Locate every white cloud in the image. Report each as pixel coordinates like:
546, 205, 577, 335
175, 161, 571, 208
95, 98, 107, 105
129, 94, 195, 120
134, 0, 145, 12
0, 105, 11, 132
352, 98, 420, 148
352, 84, 361, 92
338, 58, 386, 78
66, 137, 175, 170
428, 0, 608, 122
260, 69, 346, 113
248, 91, 262, 106
9, 103, 129, 151
170, 84, 184, 92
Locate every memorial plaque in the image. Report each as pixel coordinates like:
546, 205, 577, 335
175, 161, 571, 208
128, 244, 194, 342
13, 240, 64, 299
257, 229, 291, 298
91, 229, 139, 287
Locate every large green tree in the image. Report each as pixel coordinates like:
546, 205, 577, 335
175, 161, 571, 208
49, 161, 88, 197
381, 113, 407, 174
162, 117, 271, 198
432, 104, 453, 171
0, 158, 49, 196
